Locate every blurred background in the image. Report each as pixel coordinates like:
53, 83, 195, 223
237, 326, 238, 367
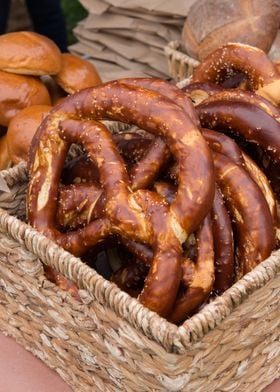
7, 0, 87, 45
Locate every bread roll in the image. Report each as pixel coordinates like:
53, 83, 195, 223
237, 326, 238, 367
6, 105, 52, 164
182, 0, 280, 61
0, 135, 11, 170
54, 53, 102, 94
0, 31, 62, 75
0, 70, 51, 127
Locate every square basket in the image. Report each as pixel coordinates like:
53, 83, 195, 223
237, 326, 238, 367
0, 161, 279, 392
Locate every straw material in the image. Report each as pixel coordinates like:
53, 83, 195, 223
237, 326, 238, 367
0, 160, 279, 390
164, 40, 200, 82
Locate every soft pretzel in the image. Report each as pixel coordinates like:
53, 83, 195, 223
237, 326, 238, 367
28, 81, 214, 317
28, 80, 214, 239
191, 43, 280, 90
213, 152, 275, 278
197, 100, 280, 164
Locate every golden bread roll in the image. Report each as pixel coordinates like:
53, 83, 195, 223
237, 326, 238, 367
0, 31, 62, 75
0, 70, 51, 127
0, 135, 11, 170
6, 104, 52, 164
182, 0, 280, 61
54, 53, 102, 94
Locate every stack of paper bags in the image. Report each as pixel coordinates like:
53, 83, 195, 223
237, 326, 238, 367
70, 0, 196, 81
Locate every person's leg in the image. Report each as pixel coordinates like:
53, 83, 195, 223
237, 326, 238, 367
0, 0, 11, 34
25, 0, 68, 51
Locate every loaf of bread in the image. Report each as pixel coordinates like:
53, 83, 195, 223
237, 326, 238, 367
182, 0, 280, 61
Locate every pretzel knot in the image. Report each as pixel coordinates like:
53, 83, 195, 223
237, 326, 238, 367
27, 81, 215, 317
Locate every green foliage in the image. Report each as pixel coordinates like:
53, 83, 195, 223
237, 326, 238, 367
61, 0, 88, 45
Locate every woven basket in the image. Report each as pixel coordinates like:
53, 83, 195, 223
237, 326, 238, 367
0, 159, 279, 392
164, 40, 200, 82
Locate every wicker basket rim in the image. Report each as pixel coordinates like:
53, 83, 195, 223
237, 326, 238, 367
164, 40, 200, 66
0, 162, 279, 353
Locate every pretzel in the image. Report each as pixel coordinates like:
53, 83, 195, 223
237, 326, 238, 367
191, 43, 280, 91
198, 90, 280, 123
29, 80, 214, 239
168, 214, 214, 324
211, 185, 234, 294
110, 259, 148, 298
213, 152, 275, 278
28, 81, 214, 317
241, 152, 277, 225
197, 100, 280, 164
57, 183, 105, 229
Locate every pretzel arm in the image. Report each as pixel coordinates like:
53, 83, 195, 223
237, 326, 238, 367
197, 100, 280, 164
118, 78, 198, 191
213, 152, 275, 278
168, 214, 214, 325
202, 128, 244, 166
211, 185, 234, 294
191, 43, 279, 90
57, 183, 105, 229
132, 190, 182, 316
199, 90, 280, 122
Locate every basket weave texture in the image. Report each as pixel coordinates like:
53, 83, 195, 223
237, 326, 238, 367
164, 40, 200, 82
0, 161, 279, 391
